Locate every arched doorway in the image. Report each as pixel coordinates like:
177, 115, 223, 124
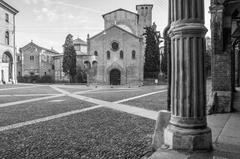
2, 51, 13, 83
92, 61, 98, 76
110, 69, 121, 85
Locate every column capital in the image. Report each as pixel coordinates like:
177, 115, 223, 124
169, 23, 208, 38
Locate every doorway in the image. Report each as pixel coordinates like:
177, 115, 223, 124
110, 69, 121, 85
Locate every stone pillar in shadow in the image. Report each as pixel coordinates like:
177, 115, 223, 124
164, 0, 212, 150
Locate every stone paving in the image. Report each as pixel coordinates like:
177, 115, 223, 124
149, 88, 240, 159
0, 84, 167, 132
2, 84, 239, 158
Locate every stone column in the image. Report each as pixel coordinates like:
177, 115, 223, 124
164, 0, 212, 150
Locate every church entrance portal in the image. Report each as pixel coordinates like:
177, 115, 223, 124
110, 69, 121, 85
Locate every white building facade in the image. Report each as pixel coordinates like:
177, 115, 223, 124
0, 1, 18, 84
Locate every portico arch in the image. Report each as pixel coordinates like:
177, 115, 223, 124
1, 51, 13, 83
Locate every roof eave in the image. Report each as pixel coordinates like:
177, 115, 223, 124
0, 0, 19, 15
102, 8, 138, 18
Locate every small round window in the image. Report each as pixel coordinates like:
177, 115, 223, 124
111, 41, 119, 51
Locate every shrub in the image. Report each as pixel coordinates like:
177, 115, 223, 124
17, 75, 40, 83
38, 75, 54, 83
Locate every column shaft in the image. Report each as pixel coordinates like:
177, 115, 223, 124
165, 0, 212, 150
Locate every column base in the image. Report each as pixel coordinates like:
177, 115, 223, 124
164, 125, 212, 150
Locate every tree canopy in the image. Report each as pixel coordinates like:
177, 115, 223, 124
143, 25, 161, 78
63, 34, 76, 82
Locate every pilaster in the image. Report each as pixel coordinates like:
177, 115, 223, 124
210, 3, 233, 113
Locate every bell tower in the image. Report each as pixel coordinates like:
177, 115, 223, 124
136, 4, 153, 36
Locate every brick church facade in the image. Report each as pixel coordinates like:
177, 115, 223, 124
88, 4, 153, 85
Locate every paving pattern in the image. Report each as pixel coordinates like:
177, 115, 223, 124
0, 84, 167, 158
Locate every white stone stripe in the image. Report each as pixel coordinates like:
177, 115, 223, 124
50, 85, 103, 95
52, 86, 166, 120
114, 90, 167, 104
77, 89, 139, 94
0, 94, 60, 97
73, 89, 103, 95
49, 86, 70, 94
0, 105, 103, 132
67, 93, 160, 120
0, 94, 64, 108
104, 104, 158, 120
0, 85, 43, 91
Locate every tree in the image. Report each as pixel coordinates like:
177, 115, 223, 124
63, 34, 76, 83
143, 25, 161, 78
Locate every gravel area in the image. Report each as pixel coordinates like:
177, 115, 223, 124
0, 108, 155, 159
122, 92, 167, 111
0, 86, 60, 95
0, 84, 34, 89
0, 96, 95, 127
0, 96, 47, 104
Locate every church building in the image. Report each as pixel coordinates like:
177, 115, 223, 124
88, 4, 153, 85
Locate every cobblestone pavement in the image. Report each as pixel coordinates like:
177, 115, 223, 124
0, 84, 167, 158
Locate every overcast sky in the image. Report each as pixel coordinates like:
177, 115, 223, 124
7, 0, 211, 52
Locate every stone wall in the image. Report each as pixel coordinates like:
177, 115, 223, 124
209, 0, 240, 113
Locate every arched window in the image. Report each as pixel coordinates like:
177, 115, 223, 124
94, 51, 98, 56
92, 61, 98, 67
5, 31, 9, 45
5, 13, 9, 23
107, 51, 110, 60
145, 7, 148, 9
132, 50, 136, 59
120, 50, 124, 59
84, 61, 91, 69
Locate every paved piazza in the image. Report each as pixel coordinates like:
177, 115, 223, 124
0, 84, 167, 158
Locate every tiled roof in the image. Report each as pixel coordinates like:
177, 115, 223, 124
20, 42, 60, 54
102, 8, 138, 17
89, 25, 141, 40
73, 38, 87, 45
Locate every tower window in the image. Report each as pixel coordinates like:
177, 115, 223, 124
94, 51, 98, 56
5, 31, 9, 45
30, 56, 34, 61
145, 7, 148, 9
132, 50, 136, 59
120, 51, 124, 59
5, 13, 9, 23
107, 51, 110, 60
